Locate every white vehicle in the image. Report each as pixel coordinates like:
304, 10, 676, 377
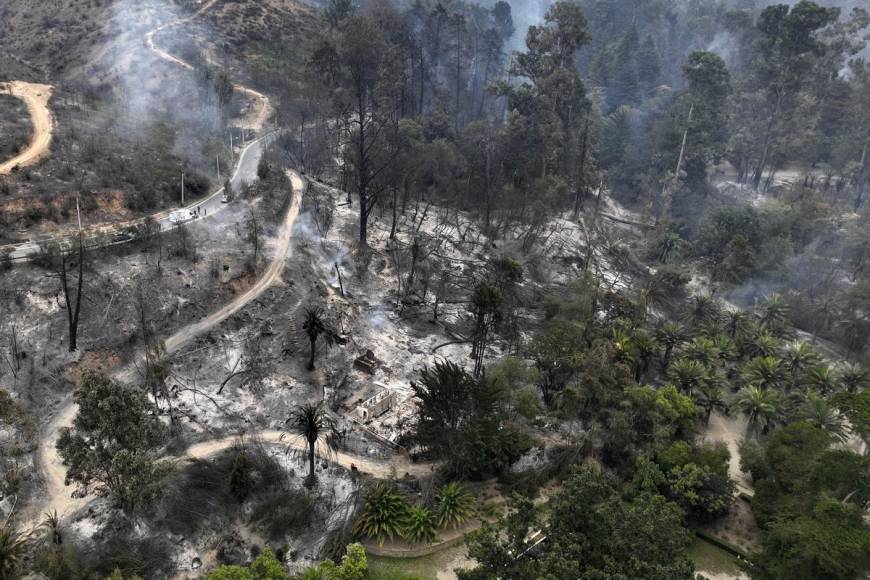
169, 209, 195, 224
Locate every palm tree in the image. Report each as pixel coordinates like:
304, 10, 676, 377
41, 510, 62, 546
836, 363, 869, 393
799, 391, 850, 442
655, 321, 688, 372
435, 482, 475, 529
782, 341, 820, 389
734, 386, 781, 439
710, 334, 738, 366
805, 365, 837, 396
694, 382, 727, 425
742, 356, 786, 390
0, 521, 30, 580
669, 359, 707, 393
287, 402, 340, 486
630, 331, 659, 383
684, 295, 722, 329
748, 331, 781, 358
758, 293, 789, 334
404, 506, 437, 544
653, 231, 689, 264
682, 337, 720, 369
725, 310, 752, 341
354, 482, 410, 545
301, 307, 335, 371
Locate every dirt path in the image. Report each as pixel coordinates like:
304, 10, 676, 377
0, 81, 54, 174
32, 172, 303, 525
144, 0, 272, 132
183, 431, 433, 479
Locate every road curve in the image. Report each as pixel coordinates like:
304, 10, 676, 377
32, 170, 303, 525
0, 81, 54, 175
3, 133, 271, 261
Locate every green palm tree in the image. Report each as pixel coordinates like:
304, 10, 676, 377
748, 331, 781, 358
710, 334, 738, 365
684, 295, 722, 328
682, 337, 720, 369
805, 365, 838, 396
693, 382, 727, 425
653, 231, 689, 264
287, 402, 341, 486
655, 321, 688, 372
354, 482, 410, 545
836, 363, 869, 393
782, 341, 820, 389
669, 359, 707, 393
799, 391, 850, 443
630, 331, 659, 383
302, 306, 335, 371
0, 522, 30, 580
758, 293, 789, 333
404, 506, 437, 544
742, 356, 786, 390
734, 386, 781, 439
725, 310, 752, 341
435, 482, 475, 529
41, 510, 62, 546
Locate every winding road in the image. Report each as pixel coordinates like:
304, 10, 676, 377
0, 81, 54, 175
28, 1, 428, 528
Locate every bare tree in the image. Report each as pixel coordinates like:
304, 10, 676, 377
39, 235, 85, 352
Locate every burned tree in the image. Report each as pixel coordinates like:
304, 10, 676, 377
301, 306, 336, 371
39, 235, 86, 352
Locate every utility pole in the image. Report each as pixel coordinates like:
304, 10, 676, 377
75, 194, 82, 232
216, 155, 221, 181
181, 172, 185, 206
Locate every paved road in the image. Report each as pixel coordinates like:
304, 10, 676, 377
2, 133, 271, 261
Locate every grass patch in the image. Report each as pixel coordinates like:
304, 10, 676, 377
367, 544, 470, 580
689, 537, 746, 579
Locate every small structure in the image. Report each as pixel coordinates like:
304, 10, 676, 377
353, 349, 378, 374
356, 386, 396, 421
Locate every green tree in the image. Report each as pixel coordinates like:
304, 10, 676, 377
205, 548, 289, 580
461, 464, 695, 579
742, 356, 786, 390
56, 372, 170, 511
798, 391, 850, 443
755, 499, 870, 580
668, 359, 707, 393
435, 482, 475, 529
654, 321, 688, 372
0, 521, 30, 580
404, 506, 437, 544
734, 385, 781, 439
747, 1, 840, 189
354, 482, 410, 545
693, 382, 727, 425
302, 543, 367, 580
782, 341, 821, 389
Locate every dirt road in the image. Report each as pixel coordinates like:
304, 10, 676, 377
183, 431, 433, 479
0, 81, 54, 175
144, 0, 272, 132
32, 171, 304, 525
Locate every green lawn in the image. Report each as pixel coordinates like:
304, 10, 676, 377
690, 537, 746, 579
367, 544, 469, 580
